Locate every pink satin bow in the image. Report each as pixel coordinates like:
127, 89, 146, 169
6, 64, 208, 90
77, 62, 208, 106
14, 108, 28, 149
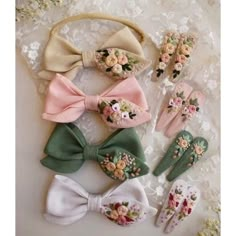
42, 74, 151, 128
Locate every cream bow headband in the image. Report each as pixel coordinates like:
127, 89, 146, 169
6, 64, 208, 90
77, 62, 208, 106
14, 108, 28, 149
44, 175, 157, 226
39, 13, 152, 81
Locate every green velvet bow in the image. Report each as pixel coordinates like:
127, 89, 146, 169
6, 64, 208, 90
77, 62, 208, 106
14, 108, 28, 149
41, 123, 149, 181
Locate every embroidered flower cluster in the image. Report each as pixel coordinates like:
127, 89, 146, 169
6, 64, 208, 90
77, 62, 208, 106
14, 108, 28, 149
156, 32, 179, 78
98, 99, 136, 123
164, 186, 183, 217
181, 98, 200, 121
96, 48, 139, 78
167, 91, 186, 113
103, 202, 144, 226
177, 194, 197, 220
173, 134, 192, 159
187, 140, 207, 167
172, 35, 196, 79
99, 152, 141, 180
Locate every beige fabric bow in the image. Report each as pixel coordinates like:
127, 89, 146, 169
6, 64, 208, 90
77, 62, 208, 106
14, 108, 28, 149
39, 27, 151, 80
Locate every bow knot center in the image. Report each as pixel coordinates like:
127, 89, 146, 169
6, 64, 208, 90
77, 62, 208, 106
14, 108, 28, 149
83, 145, 98, 160
82, 51, 96, 67
88, 194, 102, 212
84, 95, 100, 111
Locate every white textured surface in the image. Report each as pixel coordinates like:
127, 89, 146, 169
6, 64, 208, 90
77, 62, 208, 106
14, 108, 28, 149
16, 0, 220, 235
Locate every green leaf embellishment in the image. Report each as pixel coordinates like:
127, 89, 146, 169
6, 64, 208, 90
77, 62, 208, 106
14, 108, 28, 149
106, 67, 112, 72
123, 202, 129, 207
189, 98, 199, 106
176, 91, 185, 100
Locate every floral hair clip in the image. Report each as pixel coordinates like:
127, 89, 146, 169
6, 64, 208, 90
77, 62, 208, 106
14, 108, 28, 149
156, 32, 180, 78
44, 175, 157, 226
38, 13, 151, 80
170, 33, 197, 82
165, 90, 205, 138
42, 73, 151, 128
167, 137, 208, 181
153, 130, 208, 181
156, 82, 193, 132
156, 180, 200, 234
41, 123, 150, 181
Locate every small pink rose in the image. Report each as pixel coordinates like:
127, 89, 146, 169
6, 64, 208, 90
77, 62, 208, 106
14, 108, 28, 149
103, 106, 114, 116
117, 215, 127, 225
118, 55, 128, 65
188, 105, 197, 114
117, 205, 128, 216
168, 200, 176, 209
161, 53, 170, 63
174, 97, 183, 106
176, 54, 187, 64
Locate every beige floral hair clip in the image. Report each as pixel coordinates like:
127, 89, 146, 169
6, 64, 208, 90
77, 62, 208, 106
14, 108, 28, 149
156, 32, 197, 82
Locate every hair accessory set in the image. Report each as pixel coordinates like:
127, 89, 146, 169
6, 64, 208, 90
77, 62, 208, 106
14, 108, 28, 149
30, 12, 209, 229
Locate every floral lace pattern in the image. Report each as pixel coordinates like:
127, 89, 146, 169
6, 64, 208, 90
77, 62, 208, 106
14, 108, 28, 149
182, 98, 200, 121
99, 152, 141, 180
95, 48, 142, 79
98, 99, 136, 123
102, 202, 144, 226
167, 91, 186, 113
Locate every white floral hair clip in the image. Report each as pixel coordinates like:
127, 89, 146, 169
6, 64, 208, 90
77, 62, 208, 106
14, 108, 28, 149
44, 175, 157, 226
156, 179, 200, 233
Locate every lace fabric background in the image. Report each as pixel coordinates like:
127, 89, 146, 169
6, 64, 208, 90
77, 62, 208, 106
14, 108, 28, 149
16, 0, 220, 234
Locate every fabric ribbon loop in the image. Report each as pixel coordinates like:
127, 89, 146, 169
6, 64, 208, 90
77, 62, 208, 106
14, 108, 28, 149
83, 145, 98, 160
84, 95, 100, 111
87, 194, 102, 212
82, 51, 96, 67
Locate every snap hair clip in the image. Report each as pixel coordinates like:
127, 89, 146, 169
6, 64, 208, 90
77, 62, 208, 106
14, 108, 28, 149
164, 185, 200, 233
44, 175, 157, 226
170, 33, 197, 82
165, 90, 205, 138
156, 180, 200, 234
156, 32, 180, 79
155, 82, 193, 132
41, 123, 150, 180
167, 137, 208, 181
153, 130, 193, 177
156, 179, 188, 227
42, 73, 151, 128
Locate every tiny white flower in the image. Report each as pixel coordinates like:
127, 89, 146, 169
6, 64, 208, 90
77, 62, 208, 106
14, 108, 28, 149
155, 186, 164, 196
30, 41, 40, 50
30, 2, 38, 10
158, 62, 166, 70
112, 103, 120, 112
121, 111, 129, 119
112, 64, 123, 74
60, 25, 69, 34
21, 45, 28, 53
28, 50, 38, 60
174, 62, 183, 71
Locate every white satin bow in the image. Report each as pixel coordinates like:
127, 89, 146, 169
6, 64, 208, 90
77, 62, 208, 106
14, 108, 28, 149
44, 175, 157, 226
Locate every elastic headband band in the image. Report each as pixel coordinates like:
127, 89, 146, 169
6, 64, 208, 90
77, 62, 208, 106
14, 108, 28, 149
50, 12, 146, 44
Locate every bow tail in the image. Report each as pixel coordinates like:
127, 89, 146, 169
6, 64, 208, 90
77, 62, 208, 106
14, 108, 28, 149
41, 156, 85, 173
44, 211, 87, 226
